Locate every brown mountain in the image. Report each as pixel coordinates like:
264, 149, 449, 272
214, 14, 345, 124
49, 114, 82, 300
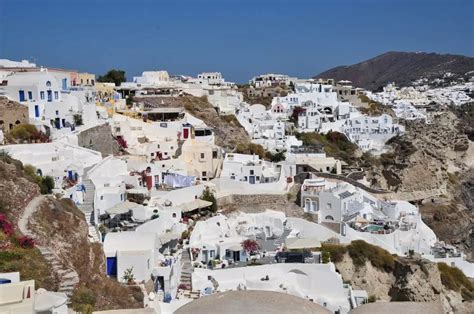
315, 51, 474, 90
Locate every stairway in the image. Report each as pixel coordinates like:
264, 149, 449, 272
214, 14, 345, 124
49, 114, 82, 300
178, 249, 199, 298
39, 246, 79, 299
179, 249, 193, 288
77, 178, 101, 243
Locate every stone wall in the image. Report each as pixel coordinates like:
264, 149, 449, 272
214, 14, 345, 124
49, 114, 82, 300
218, 193, 304, 217
77, 123, 120, 156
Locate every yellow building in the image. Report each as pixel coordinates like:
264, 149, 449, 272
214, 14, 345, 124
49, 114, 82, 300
76, 72, 95, 86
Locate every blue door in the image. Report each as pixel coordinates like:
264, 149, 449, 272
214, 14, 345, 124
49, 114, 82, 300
19, 90, 25, 102
28, 91, 33, 100
47, 90, 52, 102
34, 105, 40, 118
106, 257, 117, 276
62, 78, 67, 90
249, 176, 256, 184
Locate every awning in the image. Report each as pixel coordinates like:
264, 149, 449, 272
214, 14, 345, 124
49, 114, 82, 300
228, 245, 242, 251
106, 201, 141, 215
180, 199, 212, 213
285, 237, 321, 250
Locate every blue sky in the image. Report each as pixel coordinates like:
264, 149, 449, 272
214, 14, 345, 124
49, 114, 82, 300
0, 0, 473, 82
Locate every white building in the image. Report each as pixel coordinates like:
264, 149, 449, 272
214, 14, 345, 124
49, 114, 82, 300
2, 142, 102, 188
221, 153, 280, 184
249, 73, 296, 88
104, 231, 159, 283
0, 272, 68, 314
191, 263, 366, 313
342, 114, 404, 152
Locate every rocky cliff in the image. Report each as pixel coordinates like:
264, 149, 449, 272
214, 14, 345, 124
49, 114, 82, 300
333, 250, 473, 313
360, 112, 473, 257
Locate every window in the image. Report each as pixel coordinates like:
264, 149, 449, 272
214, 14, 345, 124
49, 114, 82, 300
54, 91, 59, 99
100, 196, 104, 200
210, 250, 215, 258
28, 91, 33, 100
172, 213, 177, 218
200, 153, 205, 159
55, 110, 59, 116
326, 203, 332, 209
40, 91, 45, 100
202, 171, 207, 177
250, 170, 254, 175
18, 90, 25, 102
46, 81, 51, 87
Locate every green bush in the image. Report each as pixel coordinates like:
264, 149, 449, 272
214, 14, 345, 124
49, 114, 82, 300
39, 176, 55, 194
347, 240, 394, 271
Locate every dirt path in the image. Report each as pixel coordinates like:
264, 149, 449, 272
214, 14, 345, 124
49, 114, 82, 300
17, 195, 79, 297
18, 195, 46, 239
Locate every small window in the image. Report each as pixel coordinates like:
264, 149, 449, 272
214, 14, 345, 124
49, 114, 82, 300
172, 213, 177, 218
40, 91, 45, 100
55, 110, 59, 115
46, 81, 51, 87
200, 153, 205, 159
250, 170, 254, 175
54, 91, 59, 99
100, 196, 104, 200
202, 171, 207, 177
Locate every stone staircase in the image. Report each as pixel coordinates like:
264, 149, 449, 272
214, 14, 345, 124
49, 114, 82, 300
39, 246, 79, 299
178, 248, 199, 299
77, 178, 101, 243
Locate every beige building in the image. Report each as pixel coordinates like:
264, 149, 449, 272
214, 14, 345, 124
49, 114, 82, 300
0, 96, 29, 133
181, 139, 223, 181
75, 72, 95, 86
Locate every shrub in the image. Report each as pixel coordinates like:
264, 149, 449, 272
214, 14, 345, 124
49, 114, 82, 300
241, 239, 259, 254
321, 243, 347, 263
71, 286, 96, 313
17, 236, 35, 249
438, 262, 474, 296
73, 114, 83, 126
347, 240, 394, 272
0, 214, 13, 236
265, 150, 286, 162
40, 176, 55, 194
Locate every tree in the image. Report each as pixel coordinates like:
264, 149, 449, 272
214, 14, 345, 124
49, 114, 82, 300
241, 239, 259, 255
200, 186, 218, 212
97, 69, 126, 86
40, 176, 55, 194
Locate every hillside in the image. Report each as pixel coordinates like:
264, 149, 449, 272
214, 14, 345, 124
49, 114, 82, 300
0, 153, 142, 312
322, 241, 473, 313
316, 51, 474, 90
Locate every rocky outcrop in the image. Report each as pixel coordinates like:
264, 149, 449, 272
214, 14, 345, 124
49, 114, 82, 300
28, 197, 143, 311
78, 123, 120, 156
334, 254, 470, 313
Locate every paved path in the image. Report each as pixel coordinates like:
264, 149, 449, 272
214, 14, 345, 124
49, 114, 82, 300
17, 195, 79, 298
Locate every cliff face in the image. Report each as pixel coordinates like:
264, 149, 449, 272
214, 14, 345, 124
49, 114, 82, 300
335, 254, 472, 313
361, 112, 473, 257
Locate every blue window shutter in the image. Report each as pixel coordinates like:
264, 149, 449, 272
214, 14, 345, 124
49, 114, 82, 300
19, 90, 25, 101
